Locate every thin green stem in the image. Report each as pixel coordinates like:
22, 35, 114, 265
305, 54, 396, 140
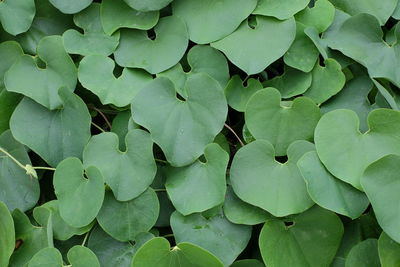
0, 147, 26, 170
155, 158, 168, 164
81, 231, 90, 247
224, 123, 245, 147
91, 122, 106, 133
33, 166, 56, 171
163, 233, 174, 238
154, 188, 166, 192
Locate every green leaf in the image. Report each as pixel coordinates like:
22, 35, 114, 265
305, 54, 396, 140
165, 143, 228, 215
361, 155, 400, 243
223, 186, 271, 225
123, 0, 172, 11
83, 130, 156, 201
345, 239, 380, 267
259, 206, 344, 267
297, 151, 369, 219
0, 130, 39, 211
315, 109, 400, 190
27, 247, 63, 267
231, 259, 265, 267
245, 88, 320, 156
378, 232, 400, 267
0, 0, 35, 35
114, 16, 188, 74
62, 3, 120, 56
49, 0, 92, 14
100, 0, 159, 35
78, 55, 152, 107
230, 140, 315, 217
303, 58, 346, 104
96, 189, 159, 242
5, 36, 77, 110
295, 0, 335, 33
172, 0, 257, 44
0, 201, 14, 267
67, 245, 100, 267
211, 16, 296, 75
225, 75, 263, 112
253, 0, 309, 20
54, 157, 104, 228
132, 237, 224, 267
131, 74, 227, 167
171, 211, 252, 266
10, 87, 91, 167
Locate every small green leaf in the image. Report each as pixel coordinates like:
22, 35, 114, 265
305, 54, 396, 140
253, 0, 309, 20
27, 247, 63, 267
49, 0, 92, 14
0, 201, 14, 267
345, 239, 380, 267
378, 232, 400, 267
67, 245, 100, 267
225, 75, 263, 112
0, 0, 35, 35
295, 0, 335, 33
231, 259, 265, 267
123, 0, 173, 11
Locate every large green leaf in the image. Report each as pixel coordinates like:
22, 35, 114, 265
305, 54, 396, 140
211, 16, 296, 75
83, 130, 156, 201
171, 211, 252, 266
5, 35, 77, 110
10, 87, 91, 167
0, 0, 35, 35
245, 88, 320, 156
378, 232, 400, 267
253, 0, 309, 20
315, 109, 400, 190
259, 206, 344, 267
230, 140, 315, 217
131, 74, 227, 167
345, 239, 380, 267
0, 201, 14, 267
172, 0, 257, 44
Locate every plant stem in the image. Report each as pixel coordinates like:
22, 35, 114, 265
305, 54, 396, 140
163, 233, 174, 238
93, 107, 112, 129
91, 122, 106, 133
33, 166, 56, 171
154, 188, 166, 192
155, 158, 168, 164
0, 147, 26, 170
81, 231, 90, 246
224, 123, 245, 147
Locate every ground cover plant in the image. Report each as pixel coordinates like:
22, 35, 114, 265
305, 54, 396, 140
1, 0, 400, 266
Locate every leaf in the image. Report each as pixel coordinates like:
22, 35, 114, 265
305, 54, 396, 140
259, 206, 344, 267
100, 0, 159, 35
0, 201, 14, 267
0, 0, 35, 35
361, 155, 400, 243
345, 239, 380, 267
297, 151, 369, 219
378, 232, 400, 267
131, 74, 227, 167
171, 211, 252, 266
230, 140, 315, 217
225, 75, 263, 112
123, 0, 173, 11
67, 245, 100, 267
172, 0, 257, 44
10, 87, 91, 167
211, 16, 296, 75
54, 157, 104, 228
223, 186, 271, 225
114, 16, 188, 74
96, 189, 159, 242
62, 3, 120, 56
83, 130, 156, 201
0, 130, 39, 211
5, 35, 77, 110
253, 0, 309, 20
315, 109, 400, 190
245, 88, 320, 156
165, 143, 228, 215
132, 237, 224, 267
303, 58, 346, 104
27, 247, 63, 267
49, 0, 92, 14
295, 0, 335, 33
78, 55, 152, 107
231, 259, 265, 267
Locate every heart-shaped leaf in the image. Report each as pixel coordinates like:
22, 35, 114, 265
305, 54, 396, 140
132, 237, 224, 267
315, 109, 400, 190
378, 232, 400, 267
0, 130, 39, 211
5, 36, 77, 110
27, 247, 63, 267
100, 0, 159, 35
171, 211, 252, 266
259, 206, 344, 267
54, 157, 104, 228
67, 245, 100, 267
49, 0, 92, 14
361, 155, 400, 243
97, 189, 159, 242
62, 3, 120, 56
245, 88, 320, 156
297, 151, 369, 219
295, 0, 335, 33
123, 0, 173, 11
211, 16, 296, 75
0, 201, 14, 267
172, 0, 257, 44
10, 88, 91, 167
0, 0, 35, 35
165, 143, 228, 215
114, 16, 188, 74
83, 130, 156, 201
253, 0, 310, 20
230, 140, 315, 217
225, 75, 263, 112
345, 239, 380, 267
131, 74, 227, 167
78, 55, 152, 107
